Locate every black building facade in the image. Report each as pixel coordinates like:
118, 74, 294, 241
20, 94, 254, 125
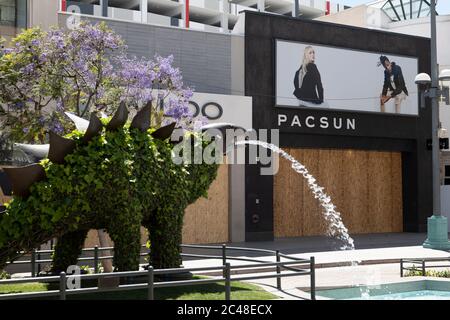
244, 11, 432, 241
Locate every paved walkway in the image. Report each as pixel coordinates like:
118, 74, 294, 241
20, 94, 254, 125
181, 233, 450, 300
182, 233, 450, 269
7, 232, 450, 300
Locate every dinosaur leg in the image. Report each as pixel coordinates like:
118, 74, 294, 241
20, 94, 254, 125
146, 209, 184, 269
107, 214, 142, 272
52, 229, 89, 274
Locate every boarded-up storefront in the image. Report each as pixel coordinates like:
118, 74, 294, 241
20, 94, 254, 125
274, 148, 403, 237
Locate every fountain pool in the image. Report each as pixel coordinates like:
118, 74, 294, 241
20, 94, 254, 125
314, 280, 450, 300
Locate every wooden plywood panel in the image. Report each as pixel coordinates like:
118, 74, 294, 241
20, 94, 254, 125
301, 149, 325, 236
317, 149, 344, 235
274, 148, 304, 237
182, 163, 229, 244
290, 149, 305, 236
368, 152, 393, 232
274, 148, 403, 237
340, 150, 369, 234
391, 152, 403, 232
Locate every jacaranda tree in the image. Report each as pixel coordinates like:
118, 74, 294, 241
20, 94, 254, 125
0, 21, 197, 144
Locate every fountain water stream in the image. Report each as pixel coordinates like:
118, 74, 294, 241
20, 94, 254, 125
236, 140, 355, 251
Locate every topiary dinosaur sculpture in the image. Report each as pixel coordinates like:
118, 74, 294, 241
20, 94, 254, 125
0, 103, 234, 273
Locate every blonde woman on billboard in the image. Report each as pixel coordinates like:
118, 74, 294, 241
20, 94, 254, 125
293, 46, 327, 108
378, 55, 408, 113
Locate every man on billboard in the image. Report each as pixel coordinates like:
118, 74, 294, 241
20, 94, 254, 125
379, 55, 409, 113
293, 46, 327, 108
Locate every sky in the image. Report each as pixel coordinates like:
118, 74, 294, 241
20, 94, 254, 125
338, 0, 450, 15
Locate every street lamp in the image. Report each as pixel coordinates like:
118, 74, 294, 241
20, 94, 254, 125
418, 0, 450, 250
439, 69, 450, 81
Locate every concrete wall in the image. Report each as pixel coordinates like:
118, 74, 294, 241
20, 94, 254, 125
317, 7, 450, 71
315, 5, 391, 29
315, 5, 367, 27
58, 13, 237, 95
387, 15, 450, 70
387, 16, 450, 147
28, 0, 59, 30
317, 8, 450, 150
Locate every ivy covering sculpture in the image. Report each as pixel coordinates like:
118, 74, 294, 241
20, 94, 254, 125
0, 103, 224, 272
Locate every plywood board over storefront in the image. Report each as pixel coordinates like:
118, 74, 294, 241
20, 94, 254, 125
274, 148, 403, 237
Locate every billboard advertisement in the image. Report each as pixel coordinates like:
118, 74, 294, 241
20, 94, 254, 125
275, 39, 419, 116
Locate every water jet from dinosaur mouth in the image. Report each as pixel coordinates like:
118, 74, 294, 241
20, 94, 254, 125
235, 140, 355, 251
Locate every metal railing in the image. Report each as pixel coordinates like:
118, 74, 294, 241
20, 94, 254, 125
2, 243, 316, 300
400, 257, 450, 277
180, 243, 315, 293
0, 261, 315, 300
6, 245, 147, 277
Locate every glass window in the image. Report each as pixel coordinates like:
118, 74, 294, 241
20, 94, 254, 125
0, 0, 27, 40
445, 165, 450, 185
446, 165, 450, 177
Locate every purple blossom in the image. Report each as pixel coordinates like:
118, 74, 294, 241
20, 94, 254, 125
50, 120, 64, 135
56, 99, 64, 112
0, 21, 198, 143
21, 63, 35, 74
30, 39, 40, 47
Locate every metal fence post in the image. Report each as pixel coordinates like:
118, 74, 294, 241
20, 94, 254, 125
276, 250, 281, 290
37, 251, 41, 276
310, 257, 315, 301
222, 244, 227, 278
422, 259, 426, 276
225, 263, 231, 301
147, 266, 154, 300
94, 245, 99, 274
31, 249, 36, 278
59, 272, 66, 300
400, 259, 403, 277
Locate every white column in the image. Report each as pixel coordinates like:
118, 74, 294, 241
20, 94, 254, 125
100, 0, 108, 17
141, 0, 148, 23
221, 0, 230, 13
220, 0, 229, 31
181, 0, 186, 25
257, 0, 265, 12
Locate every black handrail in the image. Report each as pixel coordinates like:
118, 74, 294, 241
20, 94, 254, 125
400, 257, 450, 277
0, 258, 316, 300
2, 243, 317, 300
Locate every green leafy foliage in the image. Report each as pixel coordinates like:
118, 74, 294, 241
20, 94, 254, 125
0, 270, 10, 279
404, 266, 450, 278
0, 123, 219, 272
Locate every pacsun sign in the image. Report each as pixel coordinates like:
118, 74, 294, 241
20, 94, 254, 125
277, 113, 356, 131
